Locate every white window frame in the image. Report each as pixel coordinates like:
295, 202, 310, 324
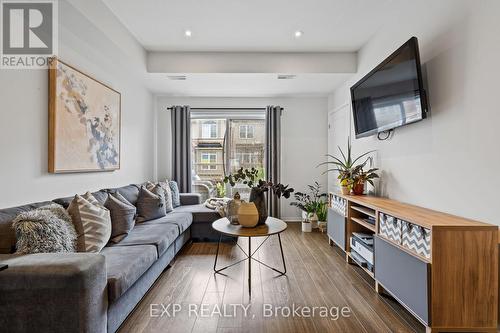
239, 124, 254, 139
202, 121, 217, 138
200, 152, 217, 170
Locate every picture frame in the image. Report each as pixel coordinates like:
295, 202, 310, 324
48, 57, 121, 173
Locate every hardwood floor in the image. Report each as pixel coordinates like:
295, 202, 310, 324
119, 223, 424, 333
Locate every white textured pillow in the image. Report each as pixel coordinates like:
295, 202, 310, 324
68, 192, 112, 253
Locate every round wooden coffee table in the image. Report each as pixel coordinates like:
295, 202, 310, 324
212, 217, 287, 296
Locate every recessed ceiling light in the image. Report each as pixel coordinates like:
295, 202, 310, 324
167, 75, 187, 80
277, 74, 296, 80
294, 30, 303, 38
184, 30, 192, 37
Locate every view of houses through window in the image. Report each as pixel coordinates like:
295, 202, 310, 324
191, 115, 265, 201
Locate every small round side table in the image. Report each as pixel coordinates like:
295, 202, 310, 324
211, 217, 287, 296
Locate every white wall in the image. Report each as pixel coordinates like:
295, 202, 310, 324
0, 0, 154, 208
328, 0, 500, 225
156, 96, 328, 221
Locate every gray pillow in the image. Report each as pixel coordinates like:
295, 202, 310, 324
12, 204, 77, 254
169, 180, 181, 207
105, 192, 136, 243
148, 181, 174, 213
136, 185, 166, 223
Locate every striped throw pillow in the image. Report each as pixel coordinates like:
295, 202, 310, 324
68, 193, 112, 253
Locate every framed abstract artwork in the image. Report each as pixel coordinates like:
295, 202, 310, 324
48, 58, 121, 173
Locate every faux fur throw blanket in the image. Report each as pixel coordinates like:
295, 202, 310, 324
204, 197, 231, 217
12, 204, 77, 254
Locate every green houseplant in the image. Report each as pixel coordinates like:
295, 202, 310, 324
319, 139, 378, 195
350, 164, 379, 195
290, 182, 327, 230
224, 167, 294, 225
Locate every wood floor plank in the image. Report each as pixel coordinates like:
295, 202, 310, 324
119, 223, 425, 333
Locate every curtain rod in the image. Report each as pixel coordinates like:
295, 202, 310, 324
166, 107, 283, 111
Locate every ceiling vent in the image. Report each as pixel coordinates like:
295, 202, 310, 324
277, 74, 296, 80
167, 75, 187, 80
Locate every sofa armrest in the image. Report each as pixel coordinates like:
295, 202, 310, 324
0, 253, 107, 333
180, 193, 202, 205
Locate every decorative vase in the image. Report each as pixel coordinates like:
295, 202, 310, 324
237, 202, 259, 228
302, 221, 312, 232
340, 185, 350, 195
227, 195, 242, 225
249, 187, 267, 225
352, 182, 365, 195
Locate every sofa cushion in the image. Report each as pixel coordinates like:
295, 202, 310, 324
110, 223, 179, 257
107, 185, 140, 206
101, 244, 157, 303
105, 192, 136, 243
136, 186, 167, 223
52, 190, 108, 209
0, 201, 54, 254
169, 181, 181, 207
173, 204, 221, 223
12, 204, 77, 254
145, 212, 192, 234
67, 194, 112, 253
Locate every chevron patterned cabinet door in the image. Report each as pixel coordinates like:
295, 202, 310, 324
331, 195, 347, 217
379, 213, 402, 244
401, 221, 431, 259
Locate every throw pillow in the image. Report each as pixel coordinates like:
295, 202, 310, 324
159, 181, 174, 212
105, 192, 136, 243
169, 180, 181, 207
136, 185, 167, 223
12, 204, 77, 254
67, 193, 112, 252
147, 181, 174, 213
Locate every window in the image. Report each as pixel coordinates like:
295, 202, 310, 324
200, 153, 217, 170
239, 124, 254, 139
201, 152, 216, 163
202, 121, 217, 138
236, 152, 254, 164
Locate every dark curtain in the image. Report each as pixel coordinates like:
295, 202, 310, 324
265, 105, 282, 218
171, 105, 192, 193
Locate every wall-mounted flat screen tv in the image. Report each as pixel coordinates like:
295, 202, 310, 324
351, 37, 428, 138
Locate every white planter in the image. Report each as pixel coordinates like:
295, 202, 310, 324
302, 221, 312, 232
308, 213, 318, 229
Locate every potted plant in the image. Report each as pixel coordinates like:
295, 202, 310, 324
350, 164, 379, 195
290, 182, 327, 230
319, 139, 376, 195
316, 201, 328, 232
215, 181, 226, 198
224, 168, 294, 225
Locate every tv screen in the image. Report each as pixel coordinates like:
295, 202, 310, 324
351, 37, 428, 138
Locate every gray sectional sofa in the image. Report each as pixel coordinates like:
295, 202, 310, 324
0, 184, 221, 333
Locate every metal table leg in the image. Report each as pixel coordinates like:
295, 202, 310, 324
213, 232, 287, 296
248, 236, 251, 296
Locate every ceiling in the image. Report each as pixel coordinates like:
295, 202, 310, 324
102, 0, 403, 96
103, 0, 396, 52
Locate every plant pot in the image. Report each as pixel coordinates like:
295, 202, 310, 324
237, 202, 259, 228
302, 221, 312, 232
308, 213, 318, 229
352, 182, 365, 195
249, 187, 267, 225
318, 220, 327, 233
340, 185, 350, 195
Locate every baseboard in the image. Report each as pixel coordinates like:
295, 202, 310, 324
282, 218, 302, 223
